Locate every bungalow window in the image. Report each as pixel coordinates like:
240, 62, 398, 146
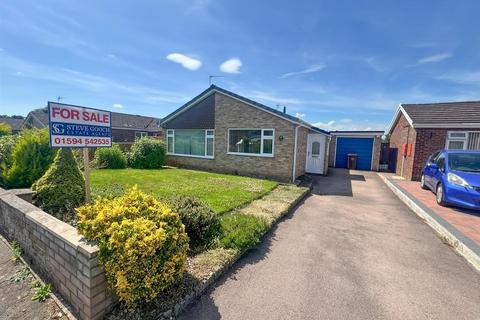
228, 129, 274, 156
446, 131, 480, 150
135, 131, 148, 139
166, 129, 214, 158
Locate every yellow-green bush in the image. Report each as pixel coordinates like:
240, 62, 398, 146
76, 187, 188, 307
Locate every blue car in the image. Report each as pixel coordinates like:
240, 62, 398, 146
421, 150, 480, 210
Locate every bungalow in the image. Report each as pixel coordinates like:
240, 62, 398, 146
23, 107, 162, 148
161, 85, 330, 183
386, 101, 480, 180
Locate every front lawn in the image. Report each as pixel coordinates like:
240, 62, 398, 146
91, 168, 278, 214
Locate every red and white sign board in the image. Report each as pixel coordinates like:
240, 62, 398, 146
48, 102, 112, 148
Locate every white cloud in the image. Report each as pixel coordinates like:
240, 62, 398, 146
246, 90, 303, 105
417, 53, 452, 64
295, 112, 305, 119
280, 64, 325, 79
112, 103, 124, 109
220, 58, 242, 74
166, 53, 202, 70
437, 70, 480, 85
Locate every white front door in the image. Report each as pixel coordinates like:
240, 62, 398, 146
306, 134, 325, 174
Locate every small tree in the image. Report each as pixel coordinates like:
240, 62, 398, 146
0, 123, 12, 136
3, 129, 55, 188
32, 148, 85, 221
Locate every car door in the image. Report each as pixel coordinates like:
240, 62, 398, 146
431, 153, 446, 188
424, 151, 440, 188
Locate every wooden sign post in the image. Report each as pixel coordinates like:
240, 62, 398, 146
47, 102, 112, 203
83, 147, 91, 203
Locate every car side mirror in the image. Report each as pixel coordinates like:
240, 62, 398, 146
428, 163, 438, 170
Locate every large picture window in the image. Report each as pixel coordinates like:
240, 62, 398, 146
228, 129, 274, 157
166, 129, 214, 158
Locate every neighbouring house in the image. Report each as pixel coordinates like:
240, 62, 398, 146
0, 115, 24, 134
386, 101, 480, 180
23, 107, 162, 147
161, 85, 330, 182
328, 131, 383, 171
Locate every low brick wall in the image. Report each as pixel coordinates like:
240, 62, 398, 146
0, 188, 115, 320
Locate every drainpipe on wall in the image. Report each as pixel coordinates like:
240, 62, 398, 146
400, 125, 411, 178
292, 125, 299, 183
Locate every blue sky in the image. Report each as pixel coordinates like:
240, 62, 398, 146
1, 0, 479, 131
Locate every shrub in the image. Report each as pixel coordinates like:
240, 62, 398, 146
0, 134, 19, 187
3, 129, 55, 188
166, 196, 221, 251
32, 148, 85, 222
76, 186, 188, 307
219, 214, 268, 251
94, 143, 127, 169
128, 137, 165, 169
0, 123, 12, 136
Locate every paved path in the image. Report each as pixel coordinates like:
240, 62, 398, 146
180, 169, 480, 320
0, 236, 67, 320
396, 179, 480, 246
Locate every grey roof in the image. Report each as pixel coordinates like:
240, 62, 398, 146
27, 107, 161, 131
0, 116, 24, 131
402, 101, 480, 125
162, 85, 330, 135
330, 130, 384, 134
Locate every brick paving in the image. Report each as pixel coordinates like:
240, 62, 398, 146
396, 180, 480, 246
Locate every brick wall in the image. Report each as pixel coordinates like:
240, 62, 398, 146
389, 113, 416, 180
328, 136, 336, 167
372, 135, 382, 171
413, 128, 474, 180
0, 188, 114, 320
295, 126, 308, 179
167, 92, 298, 182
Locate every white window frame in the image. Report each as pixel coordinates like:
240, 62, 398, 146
166, 129, 214, 159
135, 131, 148, 139
227, 128, 275, 157
445, 131, 480, 150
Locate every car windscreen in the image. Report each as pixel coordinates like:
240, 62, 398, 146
448, 153, 480, 172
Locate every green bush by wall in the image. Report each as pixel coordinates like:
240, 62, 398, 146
32, 148, 85, 222
128, 137, 165, 169
94, 143, 127, 169
2, 129, 56, 188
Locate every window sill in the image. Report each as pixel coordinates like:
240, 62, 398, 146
226, 152, 274, 158
167, 153, 214, 159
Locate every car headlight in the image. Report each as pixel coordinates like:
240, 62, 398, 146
447, 173, 470, 187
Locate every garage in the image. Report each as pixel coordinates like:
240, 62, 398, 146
329, 131, 384, 171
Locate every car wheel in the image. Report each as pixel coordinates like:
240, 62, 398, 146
436, 183, 447, 206
420, 175, 428, 190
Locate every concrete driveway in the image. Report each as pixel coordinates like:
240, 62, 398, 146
179, 169, 480, 320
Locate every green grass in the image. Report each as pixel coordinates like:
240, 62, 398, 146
91, 168, 278, 214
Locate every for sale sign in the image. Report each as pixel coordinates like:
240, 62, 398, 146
48, 102, 112, 148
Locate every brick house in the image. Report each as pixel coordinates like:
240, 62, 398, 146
23, 107, 162, 148
161, 85, 330, 182
386, 101, 480, 180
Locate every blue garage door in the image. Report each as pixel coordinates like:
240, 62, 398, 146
335, 137, 374, 170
